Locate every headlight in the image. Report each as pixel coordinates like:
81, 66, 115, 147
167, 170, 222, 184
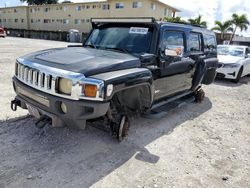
58, 78, 72, 95
223, 63, 240, 68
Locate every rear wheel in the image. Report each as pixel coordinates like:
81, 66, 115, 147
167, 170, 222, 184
233, 66, 243, 83
194, 88, 205, 103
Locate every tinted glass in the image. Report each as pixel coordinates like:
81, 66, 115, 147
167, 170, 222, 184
204, 34, 216, 50
162, 31, 184, 47
189, 33, 202, 52
85, 27, 152, 54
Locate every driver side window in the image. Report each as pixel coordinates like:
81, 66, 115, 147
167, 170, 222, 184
162, 31, 184, 49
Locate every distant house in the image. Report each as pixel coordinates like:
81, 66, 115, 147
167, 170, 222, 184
215, 32, 250, 47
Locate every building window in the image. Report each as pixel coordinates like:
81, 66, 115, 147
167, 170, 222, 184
86, 19, 90, 23
86, 5, 90, 9
82, 5, 85, 9
76, 6, 81, 11
93, 5, 97, 9
63, 19, 69, 24
102, 4, 110, 10
57, 19, 63, 23
150, 3, 156, 10
63, 6, 67, 11
0, 19, 1, 23
75, 19, 81, 25
21, 19, 24, 23
14, 19, 18, 23
44, 7, 50, 12
44, 19, 51, 23
116, 3, 124, 9
31, 19, 34, 23
81, 19, 85, 23
132, 2, 142, 8
164, 8, 167, 16
14, 9, 17, 13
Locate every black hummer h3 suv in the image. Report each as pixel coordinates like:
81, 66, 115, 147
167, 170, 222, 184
11, 18, 218, 141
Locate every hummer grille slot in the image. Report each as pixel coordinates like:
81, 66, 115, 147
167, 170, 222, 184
15, 62, 54, 92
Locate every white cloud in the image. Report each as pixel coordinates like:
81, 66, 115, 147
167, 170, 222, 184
160, 0, 250, 36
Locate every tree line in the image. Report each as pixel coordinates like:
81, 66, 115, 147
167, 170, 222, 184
164, 14, 249, 43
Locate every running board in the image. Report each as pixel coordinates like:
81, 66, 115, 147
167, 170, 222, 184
149, 91, 193, 111
143, 91, 194, 119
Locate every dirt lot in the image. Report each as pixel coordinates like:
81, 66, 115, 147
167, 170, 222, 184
0, 37, 250, 188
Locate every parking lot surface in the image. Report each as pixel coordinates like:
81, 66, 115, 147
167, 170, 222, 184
0, 37, 250, 188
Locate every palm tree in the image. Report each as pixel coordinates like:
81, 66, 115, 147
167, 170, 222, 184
230, 13, 250, 43
164, 16, 186, 24
212, 20, 233, 41
188, 15, 207, 28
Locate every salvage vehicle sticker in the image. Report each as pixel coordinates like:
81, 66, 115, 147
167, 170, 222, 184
129, 27, 148, 34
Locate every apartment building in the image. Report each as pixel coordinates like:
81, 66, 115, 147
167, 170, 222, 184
0, 0, 179, 40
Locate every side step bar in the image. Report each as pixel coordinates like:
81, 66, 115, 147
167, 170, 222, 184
147, 91, 193, 113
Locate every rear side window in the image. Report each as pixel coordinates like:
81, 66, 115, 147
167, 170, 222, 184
204, 34, 216, 51
189, 33, 202, 52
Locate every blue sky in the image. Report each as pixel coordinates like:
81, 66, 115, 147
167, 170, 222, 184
1, 0, 249, 36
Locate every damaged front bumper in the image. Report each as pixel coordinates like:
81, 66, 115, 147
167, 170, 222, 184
12, 77, 110, 129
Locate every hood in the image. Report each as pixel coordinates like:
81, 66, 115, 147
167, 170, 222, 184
218, 55, 243, 64
21, 47, 141, 76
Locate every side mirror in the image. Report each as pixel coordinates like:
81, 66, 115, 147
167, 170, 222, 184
140, 53, 156, 65
165, 45, 184, 57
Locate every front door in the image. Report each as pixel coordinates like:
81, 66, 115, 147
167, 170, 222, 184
154, 30, 196, 100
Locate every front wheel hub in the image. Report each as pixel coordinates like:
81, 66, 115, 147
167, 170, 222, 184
111, 115, 130, 142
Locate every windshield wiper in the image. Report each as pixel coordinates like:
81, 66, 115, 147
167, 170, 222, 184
103, 47, 129, 54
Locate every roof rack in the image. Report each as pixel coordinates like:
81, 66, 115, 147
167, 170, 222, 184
167, 21, 207, 28
91, 17, 156, 24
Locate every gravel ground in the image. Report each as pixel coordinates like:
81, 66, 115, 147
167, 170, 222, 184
0, 37, 250, 188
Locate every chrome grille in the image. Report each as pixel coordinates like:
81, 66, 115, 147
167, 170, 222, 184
14, 58, 104, 101
15, 62, 54, 92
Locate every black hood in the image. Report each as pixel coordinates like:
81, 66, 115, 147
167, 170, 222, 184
21, 47, 141, 76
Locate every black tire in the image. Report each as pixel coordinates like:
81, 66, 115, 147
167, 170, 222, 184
233, 66, 243, 83
194, 89, 205, 103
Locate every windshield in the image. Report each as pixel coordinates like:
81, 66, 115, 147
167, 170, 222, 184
217, 46, 244, 57
85, 26, 152, 54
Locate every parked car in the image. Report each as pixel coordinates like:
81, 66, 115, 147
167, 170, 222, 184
0, 27, 6, 38
217, 45, 250, 82
11, 18, 218, 141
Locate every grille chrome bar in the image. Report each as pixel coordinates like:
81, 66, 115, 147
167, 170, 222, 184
16, 62, 53, 92
15, 59, 104, 101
